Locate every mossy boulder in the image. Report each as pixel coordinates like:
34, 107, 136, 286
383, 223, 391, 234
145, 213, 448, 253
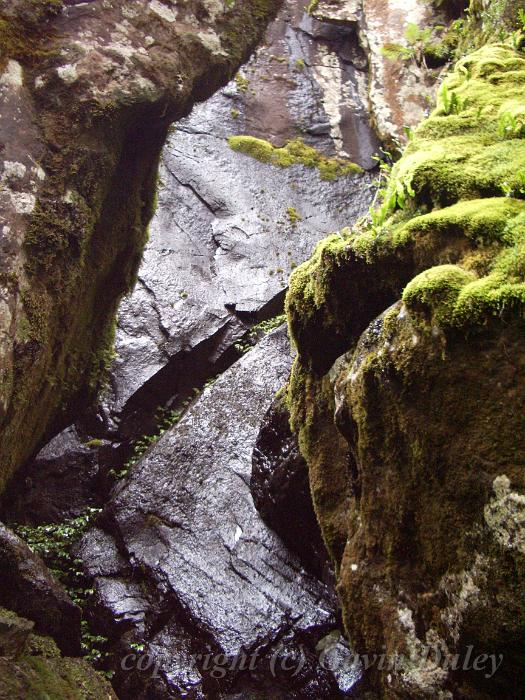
0, 607, 33, 659
0, 523, 81, 655
0, 609, 116, 700
333, 308, 525, 699
286, 40, 525, 698
0, 0, 282, 491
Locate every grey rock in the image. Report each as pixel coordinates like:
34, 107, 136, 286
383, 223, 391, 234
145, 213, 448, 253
81, 328, 358, 697
95, 0, 376, 437
77, 527, 127, 578
1, 427, 102, 525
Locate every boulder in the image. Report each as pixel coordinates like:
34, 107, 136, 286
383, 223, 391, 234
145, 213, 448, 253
0, 523, 81, 655
1, 427, 102, 525
285, 42, 525, 698
80, 328, 361, 698
0, 0, 283, 490
0, 625, 118, 700
332, 307, 525, 699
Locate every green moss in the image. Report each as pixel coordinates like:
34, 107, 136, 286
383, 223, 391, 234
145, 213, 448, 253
403, 264, 477, 324
227, 135, 363, 180
0, 607, 113, 699
83, 439, 104, 448
234, 73, 249, 91
0, 654, 115, 699
373, 45, 525, 211
400, 199, 525, 326
306, 0, 319, 15
26, 634, 62, 659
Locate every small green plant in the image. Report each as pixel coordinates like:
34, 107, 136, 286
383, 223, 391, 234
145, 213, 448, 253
235, 73, 249, 92
510, 8, 525, 48
306, 0, 319, 15
295, 58, 306, 70
438, 83, 468, 115
498, 111, 525, 139
501, 171, 525, 197
109, 404, 190, 480
286, 206, 302, 226
362, 149, 416, 233
231, 108, 240, 119
381, 22, 435, 67
234, 315, 286, 354
15, 508, 108, 666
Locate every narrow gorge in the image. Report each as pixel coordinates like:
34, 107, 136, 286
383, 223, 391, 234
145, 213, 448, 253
1, 1, 525, 699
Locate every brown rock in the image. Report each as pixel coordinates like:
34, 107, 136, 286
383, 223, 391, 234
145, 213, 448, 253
0, 523, 81, 655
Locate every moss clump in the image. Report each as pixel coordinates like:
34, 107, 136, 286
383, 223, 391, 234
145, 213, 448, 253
234, 73, 249, 92
0, 1, 63, 70
286, 206, 302, 226
400, 199, 525, 326
403, 264, 476, 324
227, 135, 363, 180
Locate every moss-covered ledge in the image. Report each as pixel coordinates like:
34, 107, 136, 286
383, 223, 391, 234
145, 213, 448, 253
0, 0, 282, 491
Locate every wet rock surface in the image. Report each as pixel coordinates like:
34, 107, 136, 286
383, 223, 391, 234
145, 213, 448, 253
93, 0, 377, 438
80, 328, 361, 698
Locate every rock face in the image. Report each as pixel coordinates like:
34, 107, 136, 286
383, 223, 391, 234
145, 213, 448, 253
80, 328, 361, 698
91, 0, 377, 438
359, 0, 436, 142
0, 0, 283, 489
312, 0, 445, 143
0, 523, 81, 655
286, 41, 525, 698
